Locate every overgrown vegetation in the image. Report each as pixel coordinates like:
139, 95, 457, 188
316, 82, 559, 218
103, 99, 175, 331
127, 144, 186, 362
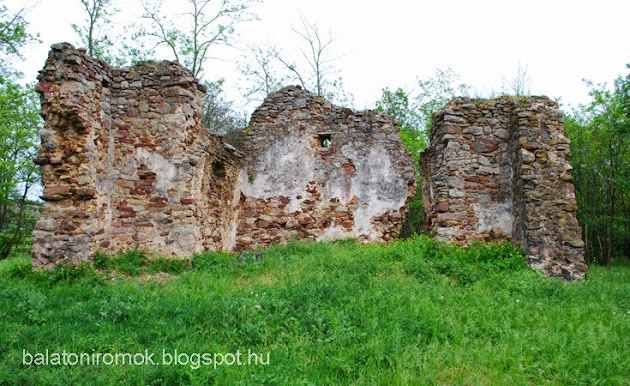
565, 66, 630, 264
0, 2, 42, 261
1, 237, 629, 384
0, 4, 629, 381
376, 69, 471, 237
93, 249, 189, 276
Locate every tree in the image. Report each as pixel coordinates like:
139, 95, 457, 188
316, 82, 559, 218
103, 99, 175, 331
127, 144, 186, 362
201, 78, 247, 147
72, 0, 117, 59
376, 87, 426, 159
273, 16, 352, 105
502, 61, 532, 96
238, 45, 287, 103
276, 15, 331, 97
415, 68, 470, 130
616, 64, 630, 118
377, 68, 470, 143
0, 79, 41, 259
565, 68, 630, 265
134, 0, 257, 147
0, 2, 36, 69
376, 87, 426, 238
139, 0, 258, 79
376, 68, 470, 237
0, 4, 41, 259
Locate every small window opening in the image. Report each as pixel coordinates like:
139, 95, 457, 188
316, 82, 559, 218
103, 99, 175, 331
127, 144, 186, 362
318, 134, 332, 149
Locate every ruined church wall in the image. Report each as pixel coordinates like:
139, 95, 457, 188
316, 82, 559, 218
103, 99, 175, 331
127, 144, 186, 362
32, 43, 241, 268
32, 44, 114, 268
234, 87, 417, 251
31, 44, 416, 268
420, 97, 588, 280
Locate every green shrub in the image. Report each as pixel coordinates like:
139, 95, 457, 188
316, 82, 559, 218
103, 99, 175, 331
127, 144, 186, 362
400, 192, 425, 238
8, 257, 32, 279
112, 249, 147, 276
47, 262, 101, 285
93, 251, 113, 270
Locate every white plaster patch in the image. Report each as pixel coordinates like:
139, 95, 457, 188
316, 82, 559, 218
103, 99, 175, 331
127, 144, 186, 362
316, 225, 353, 242
436, 227, 456, 240
288, 196, 304, 213
238, 135, 317, 199
328, 145, 408, 239
135, 148, 178, 194
471, 201, 513, 234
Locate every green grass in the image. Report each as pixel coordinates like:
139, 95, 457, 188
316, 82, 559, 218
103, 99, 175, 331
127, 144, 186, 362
0, 236, 629, 384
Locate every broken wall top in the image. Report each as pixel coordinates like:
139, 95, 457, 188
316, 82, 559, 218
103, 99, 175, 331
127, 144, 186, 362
234, 86, 417, 249
32, 43, 241, 268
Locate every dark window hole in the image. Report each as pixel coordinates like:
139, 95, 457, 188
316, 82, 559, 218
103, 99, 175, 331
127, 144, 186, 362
318, 134, 332, 148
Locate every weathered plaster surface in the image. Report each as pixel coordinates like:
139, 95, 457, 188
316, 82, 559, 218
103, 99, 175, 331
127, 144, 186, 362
234, 86, 417, 251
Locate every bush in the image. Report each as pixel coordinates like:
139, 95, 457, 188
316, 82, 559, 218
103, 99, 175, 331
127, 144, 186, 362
111, 250, 147, 275
93, 251, 113, 270
47, 263, 102, 285
92, 250, 193, 276
8, 257, 32, 279
400, 191, 425, 238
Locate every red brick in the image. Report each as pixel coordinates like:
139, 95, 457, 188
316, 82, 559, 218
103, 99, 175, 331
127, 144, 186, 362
44, 186, 71, 196
434, 202, 449, 212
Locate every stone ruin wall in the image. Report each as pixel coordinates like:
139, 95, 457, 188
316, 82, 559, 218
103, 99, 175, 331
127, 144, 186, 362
31, 44, 588, 280
32, 43, 243, 268
420, 97, 588, 280
31, 43, 416, 268
236, 87, 417, 251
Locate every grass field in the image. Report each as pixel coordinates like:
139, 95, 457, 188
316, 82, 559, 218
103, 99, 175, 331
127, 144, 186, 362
1, 236, 629, 384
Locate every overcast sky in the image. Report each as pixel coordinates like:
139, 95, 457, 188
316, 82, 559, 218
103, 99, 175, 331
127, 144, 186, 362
12, 0, 630, 113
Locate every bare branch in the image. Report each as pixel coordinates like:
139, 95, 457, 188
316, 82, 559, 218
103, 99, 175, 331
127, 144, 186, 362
275, 15, 338, 97
275, 53, 307, 90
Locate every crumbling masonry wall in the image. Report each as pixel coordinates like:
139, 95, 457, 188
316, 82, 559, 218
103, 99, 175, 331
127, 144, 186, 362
32, 44, 587, 280
32, 43, 242, 268
420, 97, 588, 280
31, 44, 416, 268
235, 87, 417, 250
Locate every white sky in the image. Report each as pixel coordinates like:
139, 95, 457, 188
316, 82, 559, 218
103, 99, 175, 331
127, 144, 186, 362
11, 0, 630, 113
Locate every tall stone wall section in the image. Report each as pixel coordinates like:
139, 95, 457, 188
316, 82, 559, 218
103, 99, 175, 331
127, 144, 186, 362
31, 44, 416, 268
234, 87, 417, 251
32, 43, 242, 268
420, 97, 588, 280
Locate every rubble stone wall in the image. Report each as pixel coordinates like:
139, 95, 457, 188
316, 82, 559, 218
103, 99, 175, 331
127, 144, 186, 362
420, 97, 588, 280
32, 43, 242, 268
31, 44, 416, 268
234, 87, 417, 251
32, 44, 587, 280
